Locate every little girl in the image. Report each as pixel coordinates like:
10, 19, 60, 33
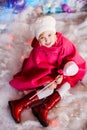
8, 16, 86, 127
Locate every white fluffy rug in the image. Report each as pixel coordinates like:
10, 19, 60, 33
0, 7, 87, 130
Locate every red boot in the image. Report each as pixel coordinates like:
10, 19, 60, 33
32, 90, 61, 127
9, 90, 39, 123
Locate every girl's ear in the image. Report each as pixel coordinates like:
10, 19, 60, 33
31, 37, 39, 48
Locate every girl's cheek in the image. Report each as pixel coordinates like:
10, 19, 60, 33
40, 41, 44, 46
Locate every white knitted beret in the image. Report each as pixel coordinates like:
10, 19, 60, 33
34, 16, 56, 39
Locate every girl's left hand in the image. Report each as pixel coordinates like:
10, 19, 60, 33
49, 81, 57, 89
55, 75, 63, 85
45, 75, 63, 90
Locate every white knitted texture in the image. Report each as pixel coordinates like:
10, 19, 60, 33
63, 61, 79, 76
34, 16, 56, 39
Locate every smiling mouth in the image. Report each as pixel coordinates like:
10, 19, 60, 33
45, 43, 51, 46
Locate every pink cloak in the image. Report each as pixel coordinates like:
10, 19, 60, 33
9, 33, 86, 90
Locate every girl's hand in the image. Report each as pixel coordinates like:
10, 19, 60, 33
55, 75, 63, 84
45, 75, 63, 90
49, 81, 57, 89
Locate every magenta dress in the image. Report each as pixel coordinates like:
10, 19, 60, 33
9, 33, 86, 90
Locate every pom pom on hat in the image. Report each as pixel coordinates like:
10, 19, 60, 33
34, 16, 56, 39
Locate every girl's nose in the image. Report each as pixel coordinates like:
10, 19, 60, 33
45, 37, 49, 42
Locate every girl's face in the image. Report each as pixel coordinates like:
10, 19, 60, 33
38, 31, 57, 48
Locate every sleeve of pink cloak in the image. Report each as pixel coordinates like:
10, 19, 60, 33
58, 34, 86, 87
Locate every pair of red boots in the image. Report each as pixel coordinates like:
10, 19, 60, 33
8, 90, 61, 127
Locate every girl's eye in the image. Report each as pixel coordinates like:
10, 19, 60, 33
48, 34, 51, 37
39, 37, 44, 40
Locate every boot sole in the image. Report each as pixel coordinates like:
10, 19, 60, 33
32, 107, 48, 127
9, 101, 20, 123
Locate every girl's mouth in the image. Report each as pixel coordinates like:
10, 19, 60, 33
45, 43, 51, 46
